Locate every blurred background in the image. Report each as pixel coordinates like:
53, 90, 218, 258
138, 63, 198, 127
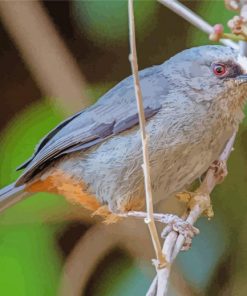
0, 1, 246, 295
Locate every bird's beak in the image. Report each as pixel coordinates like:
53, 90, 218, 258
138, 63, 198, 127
236, 74, 247, 84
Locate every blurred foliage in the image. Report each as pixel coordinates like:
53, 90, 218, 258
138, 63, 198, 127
0, 100, 64, 184
0, 224, 61, 296
177, 217, 229, 291
72, 0, 158, 46
187, 0, 234, 47
0, 86, 113, 295
86, 249, 152, 295
0, 101, 65, 295
0, 100, 68, 224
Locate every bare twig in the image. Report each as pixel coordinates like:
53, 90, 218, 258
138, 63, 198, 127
239, 2, 247, 55
145, 2, 246, 295
147, 132, 236, 296
158, 0, 239, 49
128, 0, 166, 267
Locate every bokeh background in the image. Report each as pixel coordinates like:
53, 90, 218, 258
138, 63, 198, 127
0, 1, 246, 295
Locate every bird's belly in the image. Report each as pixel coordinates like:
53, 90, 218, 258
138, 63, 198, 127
151, 128, 233, 204
152, 149, 212, 204
55, 122, 233, 213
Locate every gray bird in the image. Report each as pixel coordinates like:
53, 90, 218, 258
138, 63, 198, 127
1, 45, 247, 222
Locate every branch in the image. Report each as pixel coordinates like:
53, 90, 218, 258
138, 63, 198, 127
158, 0, 239, 50
239, 2, 247, 55
147, 132, 236, 296
128, 0, 166, 267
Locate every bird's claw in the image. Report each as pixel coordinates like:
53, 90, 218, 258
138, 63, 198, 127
210, 160, 228, 183
161, 217, 199, 251
120, 210, 199, 250
176, 191, 214, 219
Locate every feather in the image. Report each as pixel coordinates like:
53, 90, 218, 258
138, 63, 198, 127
16, 65, 167, 185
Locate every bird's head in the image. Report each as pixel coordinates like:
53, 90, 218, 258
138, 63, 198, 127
164, 45, 247, 121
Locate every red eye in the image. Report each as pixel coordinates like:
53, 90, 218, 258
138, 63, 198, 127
212, 63, 227, 77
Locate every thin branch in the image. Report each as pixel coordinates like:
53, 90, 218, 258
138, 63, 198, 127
146, 2, 246, 295
239, 2, 247, 55
158, 0, 239, 50
147, 132, 236, 296
145, 2, 245, 294
128, 0, 166, 267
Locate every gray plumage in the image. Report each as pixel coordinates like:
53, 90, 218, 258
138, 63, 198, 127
1, 45, 247, 213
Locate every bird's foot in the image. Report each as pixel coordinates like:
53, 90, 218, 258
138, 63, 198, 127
210, 160, 228, 184
160, 215, 199, 251
119, 210, 199, 251
176, 191, 214, 219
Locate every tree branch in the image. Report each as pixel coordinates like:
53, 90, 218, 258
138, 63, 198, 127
239, 1, 247, 55
146, 132, 236, 296
158, 0, 239, 49
128, 0, 166, 267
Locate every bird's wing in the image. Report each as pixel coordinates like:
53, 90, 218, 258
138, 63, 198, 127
16, 65, 168, 185
16, 109, 86, 170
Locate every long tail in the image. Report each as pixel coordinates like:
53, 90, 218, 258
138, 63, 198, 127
0, 183, 29, 213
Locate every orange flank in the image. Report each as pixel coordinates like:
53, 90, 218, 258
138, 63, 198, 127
27, 169, 144, 223
27, 170, 101, 212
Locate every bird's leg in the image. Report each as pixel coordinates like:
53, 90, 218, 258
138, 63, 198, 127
209, 159, 228, 184
171, 190, 213, 250
176, 191, 214, 219
119, 211, 199, 250
159, 213, 200, 251
176, 159, 228, 217
119, 159, 227, 250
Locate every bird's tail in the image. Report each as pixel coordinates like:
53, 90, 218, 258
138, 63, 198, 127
0, 182, 29, 213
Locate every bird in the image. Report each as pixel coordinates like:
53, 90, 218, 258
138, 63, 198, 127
1, 45, 247, 223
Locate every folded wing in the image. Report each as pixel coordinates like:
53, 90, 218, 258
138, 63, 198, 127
16, 65, 168, 185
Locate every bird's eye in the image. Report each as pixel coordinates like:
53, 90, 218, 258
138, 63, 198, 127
212, 63, 227, 77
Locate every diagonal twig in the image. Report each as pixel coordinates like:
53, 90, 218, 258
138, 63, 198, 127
158, 0, 239, 49
146, 132, 236, 296
128, 0, 166, 267
146, 1, 247, 295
